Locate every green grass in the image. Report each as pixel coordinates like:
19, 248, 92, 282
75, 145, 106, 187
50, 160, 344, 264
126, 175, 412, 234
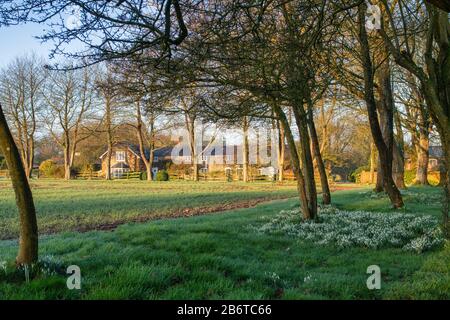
0, 182, 448, 299
0, 179, 299, 239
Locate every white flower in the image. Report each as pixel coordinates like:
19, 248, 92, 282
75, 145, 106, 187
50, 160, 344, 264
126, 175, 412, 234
254, 206, 443, 253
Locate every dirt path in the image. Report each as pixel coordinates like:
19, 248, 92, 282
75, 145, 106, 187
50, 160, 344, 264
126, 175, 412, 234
2, 183, 361, 240
70, 183, 360, 235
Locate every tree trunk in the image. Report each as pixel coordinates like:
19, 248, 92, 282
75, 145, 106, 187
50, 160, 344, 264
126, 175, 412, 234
148, 148, 154, 181
414, 109, 431, 185
272, 101, 312, 219
242, 116, 249, 182
0, 104, 38, 265
63, 145, 71, 180
369, 141, 376, 184
135, 100, 153, 182
105, 147, 112, 180
415, 133, 430, 185
27, 138, 34, 179
292, 103, 318, 219
393, 142, 406, 189
358, 3, 404, 208
375, 156, 384, 192
306, 96, 331, 205
63, 132, 71, 180
393, 109, 406, 189
105, 96, 113, 180
277, 120, 285, 182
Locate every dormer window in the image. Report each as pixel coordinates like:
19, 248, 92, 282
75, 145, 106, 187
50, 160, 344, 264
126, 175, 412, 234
116, 151, 126, 162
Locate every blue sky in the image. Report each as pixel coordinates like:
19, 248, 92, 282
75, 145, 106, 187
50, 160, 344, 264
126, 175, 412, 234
0, 23, 66, 68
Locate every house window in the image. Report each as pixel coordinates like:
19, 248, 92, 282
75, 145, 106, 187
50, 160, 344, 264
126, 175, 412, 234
428, 159, 438, 168
116, 151, 125, 162
154, 156, 159, 162
112, 168, 129, 178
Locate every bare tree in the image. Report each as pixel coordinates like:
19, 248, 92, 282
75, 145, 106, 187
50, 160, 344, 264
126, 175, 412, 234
97, 70, 121, 180
0, 0, 189, 67
0, 54, 45, 178
44, 68, 97, 179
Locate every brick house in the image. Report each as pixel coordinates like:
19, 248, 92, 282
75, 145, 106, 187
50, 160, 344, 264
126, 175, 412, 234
405, 146, 445, 171
99, 142, 173, 178
99, 141, 285, 179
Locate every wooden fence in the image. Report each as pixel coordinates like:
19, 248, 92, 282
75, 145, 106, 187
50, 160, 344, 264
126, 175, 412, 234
0, 170, 9, 179
75, 171, 102, 179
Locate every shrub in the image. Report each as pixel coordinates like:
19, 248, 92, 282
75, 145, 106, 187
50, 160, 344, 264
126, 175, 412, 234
156, 170, 169, 181
39, 160, 66, 178
254, 205, 444, 253
404, 169, 416, 185
39, 160, 57, 177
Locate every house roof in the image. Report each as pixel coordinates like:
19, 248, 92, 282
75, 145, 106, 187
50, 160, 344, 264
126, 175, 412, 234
99, 142, 148, 159
429, 146, 444, 159
154, 146, 173, 157
100, 142, 245, 160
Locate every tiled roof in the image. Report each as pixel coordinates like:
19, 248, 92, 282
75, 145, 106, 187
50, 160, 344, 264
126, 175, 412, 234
429, 146, 444, 158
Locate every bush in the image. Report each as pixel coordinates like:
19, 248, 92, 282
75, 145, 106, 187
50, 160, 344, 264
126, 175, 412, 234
404, 169, 416, 185
39, 160, 65, 178
39, 160, 57, 177
156, 170, 169, 181
254, 205, 444, 253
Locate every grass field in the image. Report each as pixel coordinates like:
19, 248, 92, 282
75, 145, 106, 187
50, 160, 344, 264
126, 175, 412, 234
0, 179, 300, 240
0, 181, 448, 299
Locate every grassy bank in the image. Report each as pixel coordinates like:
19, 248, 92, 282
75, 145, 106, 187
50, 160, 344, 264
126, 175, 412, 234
0, 180, 299, 239
0, 184, 447, 299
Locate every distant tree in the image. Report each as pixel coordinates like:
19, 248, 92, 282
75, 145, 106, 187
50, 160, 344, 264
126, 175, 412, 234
96, 68, 121, 180
43, 67, 98, 179
0, 54, 46, 178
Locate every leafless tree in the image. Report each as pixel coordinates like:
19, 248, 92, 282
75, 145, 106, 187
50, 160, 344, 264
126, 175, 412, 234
0, 54, 46, 178
43, 67, 98, 179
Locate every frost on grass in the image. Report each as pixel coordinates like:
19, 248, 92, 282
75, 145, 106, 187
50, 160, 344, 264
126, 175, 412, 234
254, 206, 444, 253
